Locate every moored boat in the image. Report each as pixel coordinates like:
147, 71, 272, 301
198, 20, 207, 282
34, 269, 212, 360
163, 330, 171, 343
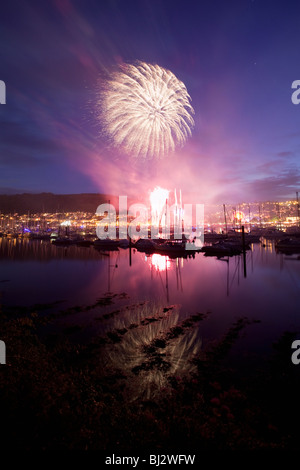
93, 238, 120, 249
76, 239, 93, 247
275, 237, 300, 254
133, 238, 156, 252
261, 229, 285, 239
154, 240, 186, 251
202, 240, 243, 257
118, 239, 130, 249
51, 237, 75, 246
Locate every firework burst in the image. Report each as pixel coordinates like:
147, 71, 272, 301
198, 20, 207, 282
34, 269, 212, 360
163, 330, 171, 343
99, 61, 195, 159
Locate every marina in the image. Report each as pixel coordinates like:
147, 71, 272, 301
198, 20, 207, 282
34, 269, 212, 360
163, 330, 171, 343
1, 227, 300, 449
1, 0, 300, 452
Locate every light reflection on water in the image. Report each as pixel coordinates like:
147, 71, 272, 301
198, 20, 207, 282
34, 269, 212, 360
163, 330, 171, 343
96, 302, 203, 401
148, 253, 172, 272
1, 237, 300, 378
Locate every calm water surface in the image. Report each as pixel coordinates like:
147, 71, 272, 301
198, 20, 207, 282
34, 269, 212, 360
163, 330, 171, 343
1, 237, 300, 362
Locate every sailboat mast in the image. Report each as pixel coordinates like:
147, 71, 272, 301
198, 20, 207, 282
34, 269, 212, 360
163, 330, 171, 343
223, 204, 227, 234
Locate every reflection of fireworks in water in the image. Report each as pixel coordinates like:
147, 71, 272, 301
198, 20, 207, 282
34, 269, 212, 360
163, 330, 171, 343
150, 254, 171, 272
101, 302, 202, 401
99, 61, 194, 159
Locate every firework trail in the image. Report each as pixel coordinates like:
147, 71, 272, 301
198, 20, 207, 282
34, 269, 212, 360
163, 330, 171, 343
99, 61, 194, 159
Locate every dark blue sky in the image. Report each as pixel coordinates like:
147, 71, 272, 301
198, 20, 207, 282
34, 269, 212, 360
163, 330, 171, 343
0, 0, 300, 203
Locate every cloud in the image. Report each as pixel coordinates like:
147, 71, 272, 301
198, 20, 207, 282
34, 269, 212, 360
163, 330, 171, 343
0, 120, 63, 167
277, 151, 294, 157
245, 168, 300, 201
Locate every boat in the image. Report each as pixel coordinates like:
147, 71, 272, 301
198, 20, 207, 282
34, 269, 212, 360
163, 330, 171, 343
224, 238, 251, 250
51, 237, 75, 246
29, 233, 51, 241
275, 237, 300, 254
202, 240, 243, 257
153, 240, 189, 257
154, 240, 185, 250
204, 232, 227, 243
243, 233, 261, 243
285, 226, 300, 237
93, 238, 120, 250
261, 229, 285, 239
226, 230, 260, 244
76, 239, 93, 247
6, 232, 19, 238
133, 238, 156, 253
118, 239, 130, 249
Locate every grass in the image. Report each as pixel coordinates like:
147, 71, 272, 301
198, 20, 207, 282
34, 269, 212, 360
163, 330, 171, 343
0, 299, 299, 450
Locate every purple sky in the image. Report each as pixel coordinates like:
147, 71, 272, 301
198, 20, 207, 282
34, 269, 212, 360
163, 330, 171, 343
0, 0, 300, 204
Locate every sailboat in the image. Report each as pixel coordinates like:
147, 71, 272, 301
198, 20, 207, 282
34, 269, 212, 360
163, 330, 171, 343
93, 238, 119, 250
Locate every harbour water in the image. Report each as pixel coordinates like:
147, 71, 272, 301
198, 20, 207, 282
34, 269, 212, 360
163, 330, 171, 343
1, 236, 299, 360
1, 235, 300, 449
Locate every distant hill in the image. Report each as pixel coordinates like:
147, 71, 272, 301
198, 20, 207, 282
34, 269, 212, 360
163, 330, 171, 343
0, 193, 122, 214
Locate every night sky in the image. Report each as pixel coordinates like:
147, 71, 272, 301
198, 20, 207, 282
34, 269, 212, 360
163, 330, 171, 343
1, 0, 300, 203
